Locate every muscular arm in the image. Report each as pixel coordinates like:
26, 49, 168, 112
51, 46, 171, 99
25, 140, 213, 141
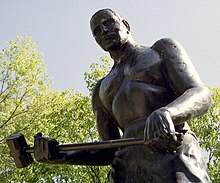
152, 38, 212, 125
35, 79, 120, 166
92, 79, 121, 141
61, 79, 121, 165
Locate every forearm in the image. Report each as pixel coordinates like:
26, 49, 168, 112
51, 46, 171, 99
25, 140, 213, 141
166, 86, 212, 125
45, 148, 115, 166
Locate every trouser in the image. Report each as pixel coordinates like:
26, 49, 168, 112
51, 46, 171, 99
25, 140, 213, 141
108, 132, 211, 183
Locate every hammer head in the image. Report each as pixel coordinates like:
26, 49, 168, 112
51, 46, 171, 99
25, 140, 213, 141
6, 133, 33, 168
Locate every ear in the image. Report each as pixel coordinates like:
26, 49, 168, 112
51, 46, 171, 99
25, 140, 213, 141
122, 19, 130, 31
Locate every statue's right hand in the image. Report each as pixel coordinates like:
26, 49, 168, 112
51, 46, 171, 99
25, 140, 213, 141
34, 133, 59, 163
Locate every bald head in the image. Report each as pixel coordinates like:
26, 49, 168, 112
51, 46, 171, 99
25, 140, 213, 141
90, 9, 132, 51
90, 9, 122, 33
90, 9, 123, 29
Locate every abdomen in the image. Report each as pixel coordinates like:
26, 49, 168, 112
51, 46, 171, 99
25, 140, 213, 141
112, 80, 171, 129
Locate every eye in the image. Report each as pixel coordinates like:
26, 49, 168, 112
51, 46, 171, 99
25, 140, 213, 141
104, 19, 115, 27
93, 26, 101, 37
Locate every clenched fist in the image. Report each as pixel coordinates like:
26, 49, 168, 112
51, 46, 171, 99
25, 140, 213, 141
144, 108, 182, 153
34, 133, 60, 163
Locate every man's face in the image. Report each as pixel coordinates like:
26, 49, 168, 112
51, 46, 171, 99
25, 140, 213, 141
90, 10, 129, 51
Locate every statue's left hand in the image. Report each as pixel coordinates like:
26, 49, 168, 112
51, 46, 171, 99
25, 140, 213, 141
144, 108, 182, 153
34, 133, 60, 163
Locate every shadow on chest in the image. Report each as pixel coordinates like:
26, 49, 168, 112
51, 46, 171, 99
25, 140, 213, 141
100, 49, 165, 96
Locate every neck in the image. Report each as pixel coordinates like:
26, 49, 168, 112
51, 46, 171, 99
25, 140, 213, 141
109, 38, 138, 65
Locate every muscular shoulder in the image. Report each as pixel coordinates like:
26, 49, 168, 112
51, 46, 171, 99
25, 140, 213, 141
151, 38, 184, 56
151, 38, 189, 70
152, 38, 204, 93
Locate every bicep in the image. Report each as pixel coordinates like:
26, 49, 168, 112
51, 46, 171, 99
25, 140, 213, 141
152, 38, 204, 95
92, 79, 120, 140
95, 108, 120, 140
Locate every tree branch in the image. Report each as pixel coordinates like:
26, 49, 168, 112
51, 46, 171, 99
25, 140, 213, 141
0, 84, 31, 129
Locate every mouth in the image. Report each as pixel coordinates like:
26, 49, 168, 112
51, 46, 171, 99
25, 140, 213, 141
103, 34, 115, 41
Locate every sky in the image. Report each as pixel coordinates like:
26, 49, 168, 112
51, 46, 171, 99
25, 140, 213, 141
1, 0, 220, 95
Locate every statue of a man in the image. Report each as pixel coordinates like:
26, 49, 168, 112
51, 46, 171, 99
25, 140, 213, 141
34, 9, 212, 182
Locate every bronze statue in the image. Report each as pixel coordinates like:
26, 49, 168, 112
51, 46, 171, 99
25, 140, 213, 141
34, 9, 212, 182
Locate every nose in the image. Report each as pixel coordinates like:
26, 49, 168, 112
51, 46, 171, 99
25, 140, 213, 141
102, 25, 109, 35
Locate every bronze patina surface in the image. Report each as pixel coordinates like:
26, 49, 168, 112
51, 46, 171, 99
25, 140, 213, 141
34, 9, 212, 182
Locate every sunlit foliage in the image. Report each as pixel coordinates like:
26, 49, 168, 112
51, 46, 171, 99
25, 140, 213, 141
189, 87, 220, 183
0, 36, 219, 182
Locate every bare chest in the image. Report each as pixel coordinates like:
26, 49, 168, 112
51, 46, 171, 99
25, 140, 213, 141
101, 49, 164, 91
99, 49, 171, 126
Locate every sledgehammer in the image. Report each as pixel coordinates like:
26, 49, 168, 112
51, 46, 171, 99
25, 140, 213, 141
6, 133, 144, 168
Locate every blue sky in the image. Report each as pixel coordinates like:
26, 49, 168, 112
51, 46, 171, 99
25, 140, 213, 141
1, 0, 220, 94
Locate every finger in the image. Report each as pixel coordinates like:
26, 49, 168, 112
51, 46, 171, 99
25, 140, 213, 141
34, 138, 39, 160
146, 123, 150, 140
167, 132, 178, 142
148, 142, 159, 152
41, 137, 47, 160
160, 115, 171, 134
164, 113, 175, 133
162, 136, 182, 152
149, 140, 167, 153
156, 113, 171, 135
147, 121, 155, 140
145, 120, 150, 140
153, 129, 162, 138
48, 139, 56, 160
150, 115, 159, 138
44, 138, 50, 160
35, 137, 44, 161
154, 115, 163, 136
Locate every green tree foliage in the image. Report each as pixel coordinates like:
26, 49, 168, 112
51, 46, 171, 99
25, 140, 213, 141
0, 36, 219, 182
189, 87, 220, 183
84, 56, 111, 95
0, 36, 51, 136
0, 36, 110, 182
0, 36, 52, 182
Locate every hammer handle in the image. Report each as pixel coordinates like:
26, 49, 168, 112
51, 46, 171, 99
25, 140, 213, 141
25, 138, 144, 153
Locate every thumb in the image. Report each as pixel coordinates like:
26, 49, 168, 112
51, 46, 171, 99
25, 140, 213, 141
34, 132, 42, 139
